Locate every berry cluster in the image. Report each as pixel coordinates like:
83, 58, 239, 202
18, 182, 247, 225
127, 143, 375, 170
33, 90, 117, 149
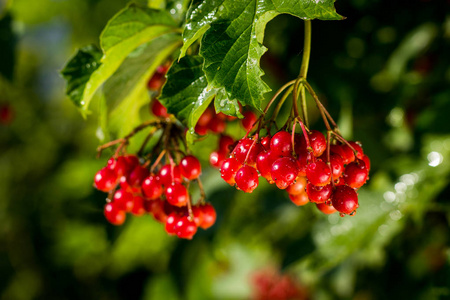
220, 126, 370, 216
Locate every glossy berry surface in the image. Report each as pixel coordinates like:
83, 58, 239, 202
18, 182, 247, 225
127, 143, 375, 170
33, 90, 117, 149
289, 193, 309, 206
199, 203, 217, 229
331, 185, 359, 215
165, 183, 189, 207
174, 216, 197, 239
241, 111, 257, 131
286, 177, 307, 195
158, 164, 182, 186
151, 99, 169, 117
104, 203, 126, 225
270, 131, 293, 157
308, 130, 327, 157
180, 155, 201, 180
141, 175, 163, 200
220, 157, 242, 185
316, 203, 337, 214
344, 160, 368, 189
306, 160, 331, 186
271, 157, 300, 189
94, 167, 117, 192
306, 183, 332, 203
235, 165, 259, 193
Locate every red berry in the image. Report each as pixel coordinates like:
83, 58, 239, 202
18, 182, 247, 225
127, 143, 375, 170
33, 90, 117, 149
348, 141, 364, 159
131, 196, 146, 216
151, 99, 169, 117
104, 203, 126, 225
145, 199, 168, 223
294, 133, 307, 155
331, 185, 359, 215
256, 151, 277, 183
165, 212, 179, 235
260, 135, 271, 151
174, 216, 197, 239
147, 72, 165, 90
270, 131, 293, 157
330, 144, 355, 165
191, 206, 204, 227
165, 183, 189, 207
322, 153, 345, 180
208, 116, 226, 133
232, 138, 263, 166
306, 160, 331, 186
241, 111, 257, 131
289, 193, 309, 206
142, 175, 163, 200
271, 157, 300, 189
362, 154, 371, 171
199, 203, 216, 229
308, 130, 327, 157
195, 123, 209, 135
219, 135, 234, 153
158, 164, 182, 186
316, 203, 337, 214
128, 165, 149, 187
286, 177, 307, 195
296, 150, 314, 177
113, 189, 134, 212
306, 183, 332, 203
235, 165, 259, 193
344, 159, 368, 189
220, 157, 241, 185
114, 155, 139, 177
180, 155, 202, 180
210, 151, 226, 168
94, 167, 117, 192
197, 107, 214, 127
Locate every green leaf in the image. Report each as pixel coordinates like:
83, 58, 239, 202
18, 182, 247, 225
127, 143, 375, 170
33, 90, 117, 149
62, 3, 180, 112
61, 45, 102, 107
181, 0, 343, 112
159, 55, 216, 135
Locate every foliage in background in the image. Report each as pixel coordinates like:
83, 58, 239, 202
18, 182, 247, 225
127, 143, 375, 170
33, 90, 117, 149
0, 0, 449, 299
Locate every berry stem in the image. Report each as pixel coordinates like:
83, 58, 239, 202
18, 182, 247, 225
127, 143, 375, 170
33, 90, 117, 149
326, 130, 335, 189
330, 131, 359, 157
263, 80, 296, 115
149, 149, 166, 172
197, 178, 206, 204
185, 181, 194, 220
243, 133, 259, 165
303, 81, 338, 130
297, 118, 312, 150
268, 85, 294, 128
299, 20, 312, 80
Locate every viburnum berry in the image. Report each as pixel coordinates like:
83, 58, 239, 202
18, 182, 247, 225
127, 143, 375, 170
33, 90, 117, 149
316, 202, 337, 214
306, 183, 332, 203
146, 199, 168, 223
271, 157, 300, 189
289, 193, 309, 206
219, 135, 234, 153
113, 189, 134, 212
270, 131, 293, 157
104, 203, 126, 225
94, 167, 117, 192
241, 111, 257, 131
131, 196, 146, 216
330, 144, 355, 165
151, 99, 169, 117
308, 130, 327, 157
348, 141, 364, 159
174, 216, 197, 239
256, 151, 277, 183
141, 175, 163, 200
197, 107, 214, 127
180, 155, 201, 180
260, 135, 271, 151
221, 157, 242, 185
191, 206, 204, 227
210, 151, 226, 168
286, 177, 307, 195
296, 150, 314, 177
331, 185, 359, 215
344, 159, 368, 189
362, 154, 371, 171
232, 138, 263, 166
306, 160, 331, 186
235, 165, 259, 193
158, 164, 182, 186
165, 212, 179, 235
198, 203, 216, 229
208, 116, 226, 133
165, 182, 189, 207
127, 165, 149, 187
325, 153, 345, 180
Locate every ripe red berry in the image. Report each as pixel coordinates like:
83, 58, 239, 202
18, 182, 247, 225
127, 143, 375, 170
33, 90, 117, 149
330, 144, 355, 165
114, 155, 139, 177
142, 175, 163, 200
256, 151, 277, 183
180, 155, 202, 180
113, 189, 134, 212
241, 111, 257, 131
344, 159, 368, 189
219, 135, 234, 153
191, 206, 204, 227
362, 154, 371, 171
306, 160, 331, 186
348, 141, 364, 159
195, 123, 209, 135
208, 116, 226, 133
260, 135, 271, 151
289, 193, 309, 206
131, 196, 146, 216
296, 150, 314, 177
220, 157, 241, 185
158, 164, 182, 186
286, 177, 307, 195
199, 203, 216, 229
270, 131, 293, 157
165, 182, 189, 207
235, 165, 259, 193
151, 99, 169, 117
94, 167, 117, 192
271, 157, 300, 189
331, 185, 359, 215
306, 183, 332, 203
232, 138, 263, 166
308, 130, 327, 157
325, 153, 345, 180
127, 165, 150, 187
174, 216, 197, 239
165, 212, 179, 235
316, 203, 337, 214
104, 203, 126, 225
197, 107, 214, 127
210, 151, 226, 168
146, 199, 168, 223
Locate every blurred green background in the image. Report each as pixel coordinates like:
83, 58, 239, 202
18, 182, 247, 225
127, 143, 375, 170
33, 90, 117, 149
1, 0, 450, 299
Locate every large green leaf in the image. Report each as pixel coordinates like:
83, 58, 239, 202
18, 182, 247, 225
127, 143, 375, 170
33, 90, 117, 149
62, 3, 180, 112
180, 0, 343, 112
159, 55, 216, 135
